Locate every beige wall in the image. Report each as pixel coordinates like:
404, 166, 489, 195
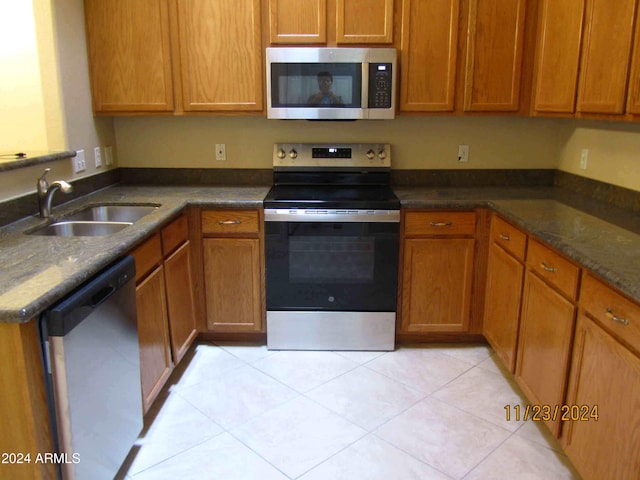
0, 1, 53, 151
0, 0, 116, 203
558, 120, 640, 191
114, 115, 571, 171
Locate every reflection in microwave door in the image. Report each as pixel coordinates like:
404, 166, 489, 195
279, 75, 353, 107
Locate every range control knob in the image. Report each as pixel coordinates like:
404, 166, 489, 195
276, 148, 286, 159
366, 149, 376, 160
378, 149, 387, 160
288, 149, 298, 159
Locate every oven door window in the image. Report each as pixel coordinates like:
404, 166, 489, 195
270, 63, 362, 108
266, 221, 398, 312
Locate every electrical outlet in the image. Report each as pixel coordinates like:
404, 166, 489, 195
74, 149, 86, 173
458, 144, 469, 162
104, 146, 113, 166
580, 149, 589, 170
94, 146, 102, 168
215, 144, 226, 161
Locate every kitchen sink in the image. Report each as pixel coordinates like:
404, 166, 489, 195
62, 204, 159, 223
29, 221, 133, 237
27, 203, 160, 236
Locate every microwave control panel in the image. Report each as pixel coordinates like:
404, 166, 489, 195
368, 63, 393, 109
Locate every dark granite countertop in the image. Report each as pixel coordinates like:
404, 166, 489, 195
1, 183, 639, 323
396, 186, 640, 304
0, 150, 77, 172
0, 185, 269, 323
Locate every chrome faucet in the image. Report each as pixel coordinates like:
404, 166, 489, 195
37, 168, 73, 218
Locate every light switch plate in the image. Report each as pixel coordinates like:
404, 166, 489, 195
94, 146, 102, 168
74, 150, 86, 173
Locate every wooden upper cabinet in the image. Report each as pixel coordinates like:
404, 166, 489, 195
269, 0, 327, 43
84, 0, 174, 113
576, 0, 637, 114
176, 0, 263, 111
464, 0, 527, 112
532, 0, 585, 113
268, 0, 393, 45
625, 8, 640, 113
399, 0, 460, 111
336, 0, 394, 44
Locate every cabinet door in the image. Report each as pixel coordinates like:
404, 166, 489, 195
464, 0, 526, 111
84, 0, 174, 113
515, 272, 575, 437
137, 265, 173, 413
483, 242, 524, 373
176, 0, 263, 111
164, 241, 198, 365
336, 0, 394, 44
203, 238, 263, 332
269, 0, 327, 43
400, 238, 475, 333
531, 0, 585, 113
399, 0, 460, 111
576, 0, 637, 114
626, 9, 640, 113
563, 314, 640, 480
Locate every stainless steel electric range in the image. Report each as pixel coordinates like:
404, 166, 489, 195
264, 143, 400, 351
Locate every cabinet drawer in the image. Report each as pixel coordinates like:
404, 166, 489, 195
131, 233, 163, 282
526, 239, 580, 300
490, 215, 527, 261
161, 214, 188, 257
581, 273, 640, 354
404, 211, 476, 236
202, 210, 260, 235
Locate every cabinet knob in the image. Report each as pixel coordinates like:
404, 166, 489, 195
430, 221, 453, 227
499, 233, 511, 241
218, 220, 241, 225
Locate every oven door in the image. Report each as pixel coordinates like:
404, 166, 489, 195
265, 209, 399, 313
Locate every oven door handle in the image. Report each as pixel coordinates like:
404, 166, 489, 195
264, 209, 400, 223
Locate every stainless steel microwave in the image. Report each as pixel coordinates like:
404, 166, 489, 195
266, 47, 397, 120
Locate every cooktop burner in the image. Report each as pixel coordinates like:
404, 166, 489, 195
264, 143, 399, 210
264, 185, 399, 210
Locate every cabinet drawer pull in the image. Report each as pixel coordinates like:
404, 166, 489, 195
429, 221, 453, 227
606, 308, 629, 326
218, 220, 241, 225
499, 233, 511, 241
540, 261, 556, 273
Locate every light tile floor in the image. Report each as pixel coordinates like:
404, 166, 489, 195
119, 342, 582, 480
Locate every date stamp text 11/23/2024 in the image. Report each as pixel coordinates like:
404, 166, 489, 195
504, 404, 599, 422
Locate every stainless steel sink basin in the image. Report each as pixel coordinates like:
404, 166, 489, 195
30, 221, 133, 237
63, 204, 159, 223
27, 204, 160, 236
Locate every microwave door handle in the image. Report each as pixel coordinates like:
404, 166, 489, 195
361, 63, 369, 109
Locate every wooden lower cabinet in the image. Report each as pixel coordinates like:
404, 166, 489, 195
400, 237, 475, 333
136, 264, 173, 413
563, 314, 640, 480
163, 240, 198, 365
515, 271, 576, 436
203, 238, 263, 332
483, 240, 524, 372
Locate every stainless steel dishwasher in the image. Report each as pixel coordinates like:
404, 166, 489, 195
40, 256, 142, 479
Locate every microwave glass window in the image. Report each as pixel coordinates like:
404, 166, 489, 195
271, 63, 362, 108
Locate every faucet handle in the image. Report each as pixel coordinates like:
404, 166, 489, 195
39, 168, 51, 181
